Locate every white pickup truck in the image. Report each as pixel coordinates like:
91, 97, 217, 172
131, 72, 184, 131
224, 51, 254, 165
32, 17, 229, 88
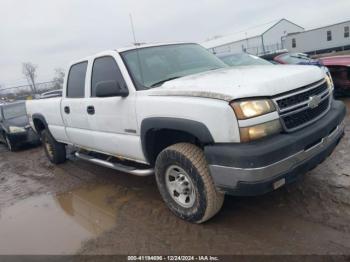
26, 43, 346, 223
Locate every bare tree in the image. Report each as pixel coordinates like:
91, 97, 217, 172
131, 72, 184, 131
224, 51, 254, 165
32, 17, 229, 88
52, 68, 65, 89
22, 62, 38, 94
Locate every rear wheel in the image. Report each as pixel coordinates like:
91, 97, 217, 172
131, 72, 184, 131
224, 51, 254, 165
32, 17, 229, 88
155, 143, 224, 223
41, 129, 66, 164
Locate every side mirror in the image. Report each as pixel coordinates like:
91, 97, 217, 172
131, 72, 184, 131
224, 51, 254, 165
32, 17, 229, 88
95, 80, 129, 98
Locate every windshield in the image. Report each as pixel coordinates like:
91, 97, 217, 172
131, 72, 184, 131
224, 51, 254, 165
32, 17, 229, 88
3, 103, 26, 119
278, 53, 311, 64
120, 44, 227, 89
219, 53, 272, 66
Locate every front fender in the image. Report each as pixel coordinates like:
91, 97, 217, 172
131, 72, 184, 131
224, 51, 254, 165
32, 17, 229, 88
140, 117, 214, 163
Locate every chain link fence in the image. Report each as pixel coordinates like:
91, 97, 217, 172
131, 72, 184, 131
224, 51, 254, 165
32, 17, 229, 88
245, 43, 285, 56
0, 80, 62, 101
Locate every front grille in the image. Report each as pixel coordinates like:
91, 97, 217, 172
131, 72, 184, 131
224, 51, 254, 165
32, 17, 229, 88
277, 81, 328, 110
274, 79, 331, 132
282, 97, 330, 130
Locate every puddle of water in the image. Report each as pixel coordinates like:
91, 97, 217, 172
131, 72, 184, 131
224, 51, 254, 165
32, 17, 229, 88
0, 184, 122, 255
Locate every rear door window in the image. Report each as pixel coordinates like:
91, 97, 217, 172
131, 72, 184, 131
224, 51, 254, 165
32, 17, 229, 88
67, 62, 88, 98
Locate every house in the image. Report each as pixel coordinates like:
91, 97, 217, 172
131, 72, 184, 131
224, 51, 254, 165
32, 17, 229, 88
285, 20, 350, 55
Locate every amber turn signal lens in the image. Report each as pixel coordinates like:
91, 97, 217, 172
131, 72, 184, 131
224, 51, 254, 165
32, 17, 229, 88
240, 119, 282, 142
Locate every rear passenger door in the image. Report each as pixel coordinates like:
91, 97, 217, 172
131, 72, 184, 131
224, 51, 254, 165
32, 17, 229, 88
61, 61, 93, 148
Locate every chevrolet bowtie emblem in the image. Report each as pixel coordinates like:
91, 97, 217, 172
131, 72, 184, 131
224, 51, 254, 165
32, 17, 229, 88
308, 95, 321, 109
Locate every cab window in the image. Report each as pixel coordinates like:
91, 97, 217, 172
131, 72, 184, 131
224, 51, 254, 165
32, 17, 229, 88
91, 56, 126, 97
66, 61, 88, 98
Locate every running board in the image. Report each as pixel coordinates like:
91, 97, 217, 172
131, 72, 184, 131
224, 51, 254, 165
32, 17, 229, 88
75, 152, 154, 176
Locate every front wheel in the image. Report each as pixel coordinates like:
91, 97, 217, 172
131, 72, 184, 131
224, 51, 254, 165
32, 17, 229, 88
41, 129, 66, 164
155, 143, 224, 223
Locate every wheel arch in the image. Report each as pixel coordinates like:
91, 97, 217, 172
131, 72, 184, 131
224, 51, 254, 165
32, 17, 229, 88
32, 114, 48, 135
140, 117, 214, 165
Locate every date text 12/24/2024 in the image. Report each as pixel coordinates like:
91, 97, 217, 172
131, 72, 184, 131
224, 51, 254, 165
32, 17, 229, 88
127, 256, 220, 261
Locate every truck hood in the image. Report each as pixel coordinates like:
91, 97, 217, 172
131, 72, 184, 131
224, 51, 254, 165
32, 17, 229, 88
147, 65, 325, 101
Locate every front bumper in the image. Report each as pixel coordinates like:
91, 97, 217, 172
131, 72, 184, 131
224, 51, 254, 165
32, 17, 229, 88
7, 128, 40, 147
205, 100, 346, 196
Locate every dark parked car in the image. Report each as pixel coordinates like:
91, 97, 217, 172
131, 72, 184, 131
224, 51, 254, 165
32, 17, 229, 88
217, 52, 272, 66
0, 101, 40, 151
261, 51, 337, 94
319, 55, 350, 96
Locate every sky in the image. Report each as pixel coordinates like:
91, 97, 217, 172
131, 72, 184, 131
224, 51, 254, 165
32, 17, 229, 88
0, 0, 349, 87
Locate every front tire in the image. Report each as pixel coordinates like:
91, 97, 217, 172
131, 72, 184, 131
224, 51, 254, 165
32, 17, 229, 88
41, 129, 66, 164
155, 143, 224, 223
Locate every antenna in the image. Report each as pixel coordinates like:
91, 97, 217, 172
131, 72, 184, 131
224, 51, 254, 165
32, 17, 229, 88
129, 14, 138, 45
129, 14, 145, 85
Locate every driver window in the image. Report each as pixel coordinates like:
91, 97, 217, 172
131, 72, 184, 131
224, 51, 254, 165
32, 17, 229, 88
91, 56, 127, 97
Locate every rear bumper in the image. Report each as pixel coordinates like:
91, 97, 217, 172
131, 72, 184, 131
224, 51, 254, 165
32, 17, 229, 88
205, 100, 346, 196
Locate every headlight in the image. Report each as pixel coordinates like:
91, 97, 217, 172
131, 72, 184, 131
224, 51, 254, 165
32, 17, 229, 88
9, 126, 26, 133
231, 99, 276, 120
325, 74, 334, 92
240, 119, 282, 142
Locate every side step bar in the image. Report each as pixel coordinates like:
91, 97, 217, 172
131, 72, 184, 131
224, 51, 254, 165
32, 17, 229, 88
75, 152, 154, 176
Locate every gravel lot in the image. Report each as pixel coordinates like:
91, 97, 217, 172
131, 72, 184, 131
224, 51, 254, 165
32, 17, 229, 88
0, 98, 350, 255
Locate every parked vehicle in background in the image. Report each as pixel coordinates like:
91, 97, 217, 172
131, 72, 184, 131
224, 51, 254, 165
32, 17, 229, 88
0, 101, 40, 151
319, 55, 350, 96
26, 43, 345, 223
40, 89, 63, 99
261, 51, 336, 94
217, 52, 272, 66
262, 52, 323, 66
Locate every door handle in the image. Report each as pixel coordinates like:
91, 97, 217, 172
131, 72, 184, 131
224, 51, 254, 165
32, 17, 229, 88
87, 105, 95, 115
64, 106, 70, 114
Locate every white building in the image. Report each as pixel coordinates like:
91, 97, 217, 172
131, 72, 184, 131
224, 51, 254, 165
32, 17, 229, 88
285, 20, 350, 55
202, 19, 304, 55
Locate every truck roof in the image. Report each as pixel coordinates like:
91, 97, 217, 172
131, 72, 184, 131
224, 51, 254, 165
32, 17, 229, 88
115, 42, 195, 53
69, 42, 199, 66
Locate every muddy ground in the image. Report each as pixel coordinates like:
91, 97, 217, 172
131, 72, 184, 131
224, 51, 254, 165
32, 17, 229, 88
0, 99, 350, 255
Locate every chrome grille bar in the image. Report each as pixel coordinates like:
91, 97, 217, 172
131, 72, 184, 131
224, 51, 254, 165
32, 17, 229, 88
273, 79, 331, 132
